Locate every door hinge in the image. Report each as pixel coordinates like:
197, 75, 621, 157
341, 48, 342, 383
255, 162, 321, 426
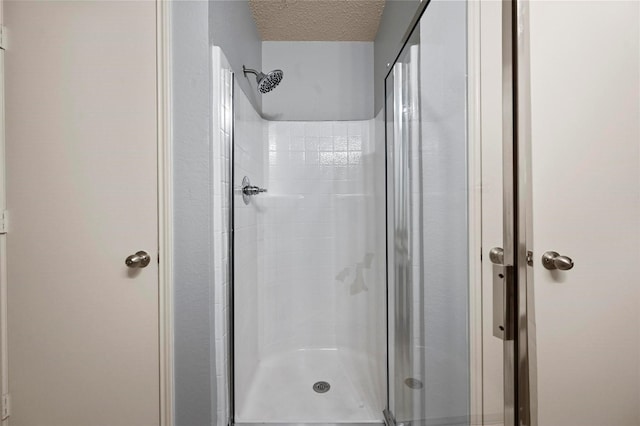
0, 211, 8, 234
0, 26, 7, 50
1, 393, 10, 420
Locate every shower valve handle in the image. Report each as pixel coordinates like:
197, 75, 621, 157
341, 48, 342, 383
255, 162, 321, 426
241, 176, 267, 205
242, 185, 267, 196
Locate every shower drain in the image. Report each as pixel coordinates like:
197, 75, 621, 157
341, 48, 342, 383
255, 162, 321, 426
313, 381, 331, 393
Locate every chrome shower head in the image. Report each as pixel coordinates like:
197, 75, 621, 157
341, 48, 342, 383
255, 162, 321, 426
243, 66, 283, 94
258, 69, 283, 93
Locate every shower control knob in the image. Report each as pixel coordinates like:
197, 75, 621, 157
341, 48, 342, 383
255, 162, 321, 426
242, 185, 267, 196
125, 251, 151, 268
541, 251, 574, 271
241, 176, 267, 205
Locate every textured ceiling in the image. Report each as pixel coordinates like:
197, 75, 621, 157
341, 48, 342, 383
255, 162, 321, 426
249, 0, 386, 41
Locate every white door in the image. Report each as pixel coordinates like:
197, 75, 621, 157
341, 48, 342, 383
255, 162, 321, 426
4, 1, 160, 425
529, 1, 639, 425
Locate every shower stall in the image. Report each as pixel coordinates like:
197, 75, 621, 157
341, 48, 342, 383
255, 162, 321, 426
234, 115, 386, 423
209, 0, 476, 425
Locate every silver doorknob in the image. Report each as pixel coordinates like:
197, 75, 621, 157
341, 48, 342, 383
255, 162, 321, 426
489, 247, 504, 265
125, 251, 151, 268
541, 251, 574, 270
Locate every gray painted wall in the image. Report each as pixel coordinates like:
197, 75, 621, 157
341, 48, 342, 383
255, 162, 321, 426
210, 0, 263, 113
172, 3, 263, 424
172, 2, 216, 425
373, 0, 421, 114
262, 41, 374, 121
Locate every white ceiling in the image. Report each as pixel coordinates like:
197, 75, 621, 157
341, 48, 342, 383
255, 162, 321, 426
249, 0, 386, 41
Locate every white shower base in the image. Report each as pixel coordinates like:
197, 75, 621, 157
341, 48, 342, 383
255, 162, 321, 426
236, 348, 384, 424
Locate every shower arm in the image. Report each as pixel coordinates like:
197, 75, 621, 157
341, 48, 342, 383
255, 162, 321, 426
242, 66, 260, 78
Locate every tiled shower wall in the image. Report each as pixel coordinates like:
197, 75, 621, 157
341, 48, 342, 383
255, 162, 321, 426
263, 120, 386, 406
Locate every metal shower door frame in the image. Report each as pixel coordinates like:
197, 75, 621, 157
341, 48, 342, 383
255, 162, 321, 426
228, 71, 236, 426
502, 0, 537, 425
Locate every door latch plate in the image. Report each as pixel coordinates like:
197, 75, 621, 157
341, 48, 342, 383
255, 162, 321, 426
493, 263, 515, 340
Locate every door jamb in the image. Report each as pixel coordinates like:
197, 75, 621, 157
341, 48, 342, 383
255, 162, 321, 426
514, 1, 536, 424
0, 0, 8, 423
467, 0, 483, 424
157, 1, 174, 425
0, 0, 8, 422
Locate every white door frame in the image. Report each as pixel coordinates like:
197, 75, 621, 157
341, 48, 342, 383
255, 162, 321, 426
157, 1, 174, 425
467, 0, 483, 424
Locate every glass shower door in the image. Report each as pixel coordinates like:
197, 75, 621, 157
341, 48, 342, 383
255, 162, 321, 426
384, 1, 536, 425
385, 1, 472, 424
